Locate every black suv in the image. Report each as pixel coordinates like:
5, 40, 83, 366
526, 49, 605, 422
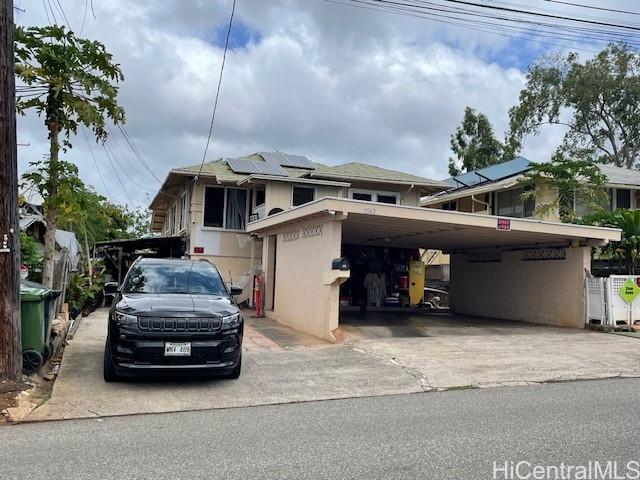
103, 258, 243, 382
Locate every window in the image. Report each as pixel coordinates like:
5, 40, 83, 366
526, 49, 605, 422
496, 188, 534, 218
616, 189, 631, 209
169, 204, 177, 234
179, 192, 188, 231
123, 262, 227, 295
349, 189, 400, 204
226, 188, 248, 230
255, 189, 266, 206
377, 194, 398, 205
203, 187, 248, 230
353, 192, 372, 201
441, 200, 458, 211
292, 186, 315, 206
204, 188, 225, 228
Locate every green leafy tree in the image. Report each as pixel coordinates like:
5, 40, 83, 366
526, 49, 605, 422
508, 43, 640, 168
448, 107, 515, 176
15, 25, 125, 287
580, 209, 640, 274
519, 153, 608, 221
127, 207, 153, 238
19, 232, 43, 283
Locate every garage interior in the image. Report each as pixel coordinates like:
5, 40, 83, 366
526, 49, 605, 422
248, 198, 621, 341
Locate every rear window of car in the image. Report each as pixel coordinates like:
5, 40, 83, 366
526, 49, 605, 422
123, 262, 227, 295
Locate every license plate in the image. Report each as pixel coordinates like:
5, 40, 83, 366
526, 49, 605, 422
164, 342, 191, 356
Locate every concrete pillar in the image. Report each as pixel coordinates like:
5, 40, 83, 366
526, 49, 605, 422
264, 218, 344, 341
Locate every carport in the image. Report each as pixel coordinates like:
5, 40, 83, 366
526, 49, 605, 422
247, 198, 621, 341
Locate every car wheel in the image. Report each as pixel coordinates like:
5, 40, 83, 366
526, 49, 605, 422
103, 341, 119, 383
225, 355, 242, 380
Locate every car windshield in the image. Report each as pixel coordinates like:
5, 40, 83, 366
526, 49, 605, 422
122, 262, 227, 295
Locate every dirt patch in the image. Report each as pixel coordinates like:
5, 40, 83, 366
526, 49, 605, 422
1, 351, 63, 424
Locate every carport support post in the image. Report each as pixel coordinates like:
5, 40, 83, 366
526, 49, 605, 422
0, 0, 22, 381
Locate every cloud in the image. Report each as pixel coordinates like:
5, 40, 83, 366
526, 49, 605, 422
14, 0, 617, 207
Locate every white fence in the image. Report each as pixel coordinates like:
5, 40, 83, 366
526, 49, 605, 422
585, 275, 640, 327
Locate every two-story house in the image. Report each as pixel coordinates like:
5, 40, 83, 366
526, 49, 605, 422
422, 156, 640, 220
149, 151, 447, 302
420, 157, 640, 282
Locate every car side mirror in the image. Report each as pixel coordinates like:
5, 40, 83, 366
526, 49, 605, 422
230, 285, 243, 296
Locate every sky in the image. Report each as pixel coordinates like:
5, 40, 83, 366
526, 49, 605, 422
13, 0, 638, 208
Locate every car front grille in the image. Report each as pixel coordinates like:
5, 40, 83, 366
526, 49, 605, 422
137, 316, 222, 332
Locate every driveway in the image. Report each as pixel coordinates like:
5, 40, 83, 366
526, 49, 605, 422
26, 308, 640, 421
340, 310, 640, 388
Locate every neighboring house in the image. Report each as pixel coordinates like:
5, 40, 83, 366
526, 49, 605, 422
422, 157, 640, 221
149, 151, 447, 300
18, 198, 82, 272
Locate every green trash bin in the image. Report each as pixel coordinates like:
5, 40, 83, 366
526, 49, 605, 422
20, 285, 48, 373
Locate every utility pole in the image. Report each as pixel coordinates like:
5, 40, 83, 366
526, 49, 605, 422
0, 0, 22, 382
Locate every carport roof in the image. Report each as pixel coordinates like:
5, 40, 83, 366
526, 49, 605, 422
247, 198, 621, 251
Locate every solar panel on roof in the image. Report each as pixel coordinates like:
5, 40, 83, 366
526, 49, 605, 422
259, 152, 315, 170
449, 156, 531, 187
473, 157, 530, 182
226, 157, 289, 176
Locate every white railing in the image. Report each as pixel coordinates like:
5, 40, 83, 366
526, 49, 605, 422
585, 275, 640, 327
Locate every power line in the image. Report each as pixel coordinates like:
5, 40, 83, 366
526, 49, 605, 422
81, 127, 112, 201
80, 0, 88, 35
333, 0, 640, 51
197, 0, 236, 177
116, 124, 162, 183
332, 1, 605, 52
41, 0, 53, 25
104, 124, 153, 183
433, 0, 640, 31
103, 140, 150, 195
542, 0, 640, 17
101, 143, 133, 205
52, 0, 71, 30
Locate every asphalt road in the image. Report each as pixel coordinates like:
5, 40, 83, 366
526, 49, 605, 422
2, 378, 640, 480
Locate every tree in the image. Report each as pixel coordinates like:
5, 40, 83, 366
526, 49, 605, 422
19, 231, 43, 283
15, 25, 125, 287
508, 43, 640, 168
580, 209, 640, 274
519, 153, 608, 221
127, 207, 153, 238
448, 107, 515, 176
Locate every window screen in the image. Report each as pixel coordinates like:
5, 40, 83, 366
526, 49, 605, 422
616, 189, 631, 209
352, 192, 372, 201
497, 188, 534, 218
203, 187, 225, 227
377, 194, 398, 204
292, 186, 315, 206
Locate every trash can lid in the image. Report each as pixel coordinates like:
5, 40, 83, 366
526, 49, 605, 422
20, 284, 49, 301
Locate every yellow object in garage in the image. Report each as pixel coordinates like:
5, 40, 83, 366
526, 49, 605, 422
409, 260, 425, 306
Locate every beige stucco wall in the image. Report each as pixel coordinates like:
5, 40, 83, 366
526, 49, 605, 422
187, 180, 254, 288
400, 188, 421, 207
264, 181, 344, 214
264, 217, 344, 341
534, 179, 560, 221
450, 246, 590, 328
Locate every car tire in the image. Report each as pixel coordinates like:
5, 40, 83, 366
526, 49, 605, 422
225, 355, 242, 380
103, 341, 119, 383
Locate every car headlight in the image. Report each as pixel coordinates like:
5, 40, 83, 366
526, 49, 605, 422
112, 311, 137, 325
222, 313, 240, 328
